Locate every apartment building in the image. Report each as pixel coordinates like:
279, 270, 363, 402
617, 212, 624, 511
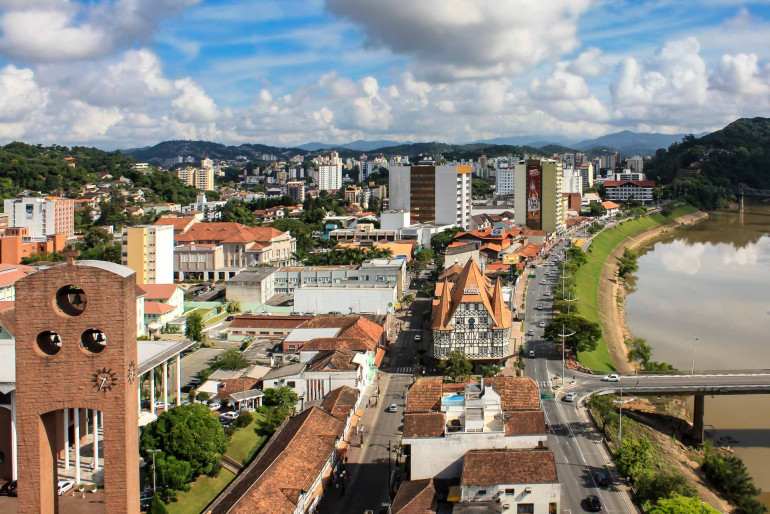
3, 197, 75, 238
495, 163, 515, 196
389, 164, 472, 229
514, 159, 565, 234
121, 224, 175, 284
175, 167, 215, 191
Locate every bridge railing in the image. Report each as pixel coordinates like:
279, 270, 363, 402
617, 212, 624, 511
581, 368, 770, 377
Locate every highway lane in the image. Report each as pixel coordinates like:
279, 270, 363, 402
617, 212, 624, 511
524, 239, 636, 513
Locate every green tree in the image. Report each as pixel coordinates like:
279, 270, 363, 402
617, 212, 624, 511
615, 436, 655, 480
627, 337, 652, 367
210, 348, 249, 371
217, 200, 258, 225
647, 495, 718, 514
139, 404, 227, 480
262, 386, 299, 410
588, 202, 607, 217
635, 469, 696, 507
544, 314, 601, 353
155, 455, 194, 490
414, 248, 434, 266
618, 247, 639, 278
185, 312, 203, 343
703, 453, 764, 509
259, 407, 290, 434
479, 365, 501, 377
439, 351, 473, 382
148, 493, 169, 514
226, 301, 241, 314
566, 246, 587, 267
83, 227, 112, 248
430, 227, 461, 255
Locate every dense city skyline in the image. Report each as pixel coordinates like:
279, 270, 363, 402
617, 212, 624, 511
0, 1, 769, 149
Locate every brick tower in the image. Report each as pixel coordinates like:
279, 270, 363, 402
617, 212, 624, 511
14, 251, 139, 513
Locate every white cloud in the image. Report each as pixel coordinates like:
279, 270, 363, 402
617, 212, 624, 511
659, 240, 706, 275
325, 0, 592, 80
0, 0, 198, 62
711, 53, 769, 95
171, 78, 218, 122
0, 65, 47, 122
567, 47, 605, 77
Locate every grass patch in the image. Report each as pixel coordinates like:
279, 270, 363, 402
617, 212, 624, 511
576, 205, 698, 371
167, 469, 235, 514
225, 413, 268, 465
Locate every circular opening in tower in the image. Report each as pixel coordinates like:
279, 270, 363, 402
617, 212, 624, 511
36, 330, 63, 356
55, 285, 87, 316
81, 328, 107, 354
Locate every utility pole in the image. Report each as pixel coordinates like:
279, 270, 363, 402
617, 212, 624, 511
147, 449, 162, 494
691, 336, 699, 375
387, 440, 392, 500
558, 325, 576, 385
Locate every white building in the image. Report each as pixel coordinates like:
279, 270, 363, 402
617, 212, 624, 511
613, 170, 645, 181
389, 165, 472, 229
294, 283, 397, 315
627, 155, 644, 173
579, 163, 594, 189
402, 377, 547, 480
3, 197, 75, 238
496, 163, 516, 196
561, 166, 583, 195
603, 180, 655, 203
318, 164, 342, 191
380, 210, 411, 230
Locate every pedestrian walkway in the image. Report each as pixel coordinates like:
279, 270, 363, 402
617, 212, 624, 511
391, 365, 413, 374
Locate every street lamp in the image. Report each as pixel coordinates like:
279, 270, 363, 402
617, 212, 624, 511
691, 336, 699, 375
557, 325, 576, 385
147, 449, 162, 494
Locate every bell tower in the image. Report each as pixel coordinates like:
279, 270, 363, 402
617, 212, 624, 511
14, 250, 139, 513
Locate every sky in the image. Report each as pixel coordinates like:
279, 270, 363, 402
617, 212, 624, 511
0, 0, 769, 149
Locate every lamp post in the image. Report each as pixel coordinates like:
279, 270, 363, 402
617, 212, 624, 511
147, 449, 162, 494
558, 325, 576, 385
691, 336, 699, 375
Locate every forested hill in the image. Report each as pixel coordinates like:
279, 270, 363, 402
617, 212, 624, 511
644, 117, 770, 188
0, 142, 199, 204
124, 140, 306, 164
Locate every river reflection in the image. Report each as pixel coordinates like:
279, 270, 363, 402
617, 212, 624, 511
625, 206, 770, 504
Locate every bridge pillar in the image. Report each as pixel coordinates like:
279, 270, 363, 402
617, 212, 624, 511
739, 194, 744, 213
691, 394, 705, 443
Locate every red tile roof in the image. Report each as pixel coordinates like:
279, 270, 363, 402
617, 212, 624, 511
301, 337, 375, 353
504, 410, 546, 435
406, 378, 443, 413
229, 315, 311, 329
484, 377, 540, 411
602, 201, 621, 209
299, 315, 384, 346
403, 413, 445, 438
154, 217, 197, 233
391, 479, 438, 513
144, 301, 175, 315
0, 265, 35, 288
305, 349, 359, 372
136, 283, 180, 301
175, 222, 284, 244
460, 449, 558, 485
320, 386, 359, 420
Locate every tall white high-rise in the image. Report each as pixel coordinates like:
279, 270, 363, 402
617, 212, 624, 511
495, 161, 516, 196
561, 166, 583, 195
318, 164, 342, 191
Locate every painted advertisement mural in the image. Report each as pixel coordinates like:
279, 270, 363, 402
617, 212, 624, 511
526, 162, 542, 230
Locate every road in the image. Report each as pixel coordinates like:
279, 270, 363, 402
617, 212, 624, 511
524, 239, 637, 514
318, 282, 427, 513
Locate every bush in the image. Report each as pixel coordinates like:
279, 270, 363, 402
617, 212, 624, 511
634, 469, 695, 508
703, 453, 765, 513
156, 455, 194, 490
234, 410, 254, 428
148, 493, 169, 513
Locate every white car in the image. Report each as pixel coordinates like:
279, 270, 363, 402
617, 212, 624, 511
539, 321, 545, 327
220, 411, 239, 420
208, 402, 221, 411
602, 374, 620, 382
57, 480, 75, 496
153, 401, 166, 410
563, 392, 577, 402
414, 334, 422, 342
388, 403, 399, 413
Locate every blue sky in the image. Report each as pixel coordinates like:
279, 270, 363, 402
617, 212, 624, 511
0, 0, 768, 149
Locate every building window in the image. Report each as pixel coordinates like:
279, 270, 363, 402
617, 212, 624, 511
505, 488, 515, 495
517, 504, 534, 514
287, 381, 296, 388
549, 503, 557, 514
475, 490, 487, 496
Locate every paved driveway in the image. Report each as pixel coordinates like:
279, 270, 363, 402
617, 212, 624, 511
180, 347, 224, 386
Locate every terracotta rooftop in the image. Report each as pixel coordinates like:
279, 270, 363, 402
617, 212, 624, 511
301, 337, 376, 353
154, 216, 197, 233
460, 449, 558, 486
175, 222, 285, 244
406, 377, 443, 413
504, 410, 547, 436
228, 315, 311, 330
403, 413, 445, 438
602, 201, 621, 209
484, 376, 540, 411
210, 406, 345, 514
0, 264, 35, 288
213, 377, 260, 401
391, 478, 438, 514
299, 315, 384, 345
136, 283, 180, 301
144, 301, 175, 315
305, 349, 359, 373
320, 385, 359, 420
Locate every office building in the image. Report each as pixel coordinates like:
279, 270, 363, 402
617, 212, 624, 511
579, 163, 594, 189
561, 167, 583, 195
3, 197, 74, 238
514, 159, 565, 234
389, 164, 472, 229
495, 161, 516, 196
121, 224, 175, 284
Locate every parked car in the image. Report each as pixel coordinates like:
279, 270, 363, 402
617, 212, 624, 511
208, 402, 221, 411
220, 411, 240, 421
328, 311, 341, 314
57, 480, 75, 496
585, 494, 602, 512
189, 377, 201, 385
387, 403, 399, 413
536, 303, 543, 310
290, 311, 301, 316
0, 480, 17, 497
153, 401, 166, 410
139, 490, 153, 506
528, 329, 534, 336
539, 321, 545, 327
563, 392, 577, 402
528, 350, 535, 358
602, 374, 620, 382
225, 315, 234, 321
414, 334, 422, 342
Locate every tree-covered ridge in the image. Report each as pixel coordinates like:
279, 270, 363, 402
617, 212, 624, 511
645, 117, 770, 188
0, 141, 199, 204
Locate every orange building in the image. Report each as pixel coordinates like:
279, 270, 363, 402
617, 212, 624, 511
0, 227, 67, 265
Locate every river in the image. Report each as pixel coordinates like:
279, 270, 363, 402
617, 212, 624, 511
625, 205, 770, 506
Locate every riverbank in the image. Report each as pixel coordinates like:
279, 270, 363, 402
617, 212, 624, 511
575, 205, 706, 371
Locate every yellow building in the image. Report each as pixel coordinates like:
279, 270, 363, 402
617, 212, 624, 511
175, 167, 215, 191
121, 224, 175, 284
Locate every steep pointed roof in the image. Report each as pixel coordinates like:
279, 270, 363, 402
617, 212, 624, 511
448, 258, 493, 318
431, 279, 454, 330
490, 277, 512, 329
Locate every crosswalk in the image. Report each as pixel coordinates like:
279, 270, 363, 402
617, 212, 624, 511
391, 366, 413, 374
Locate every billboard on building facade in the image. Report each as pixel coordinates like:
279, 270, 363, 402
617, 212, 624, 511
502, 254, 520, 265
526, 163, 542, 230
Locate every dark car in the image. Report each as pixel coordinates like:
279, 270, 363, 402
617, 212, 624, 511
586, 494, 602, 512
595, 471, 610, 486
0, 480, 17, 497
225, 315, 234, 321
